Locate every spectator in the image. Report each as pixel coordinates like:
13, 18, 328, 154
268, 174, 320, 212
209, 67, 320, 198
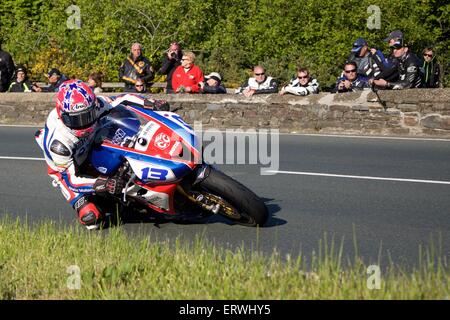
235, 65, 278, 97
347, 37, 392, 80
42, 68, 68, 92
159, 42, 183, 93
371, 38, 422, 90
171, 51, 204, 93
371, 30, 405, 84
332, 61, 369, 93
119, 42, 154, 92
202, 72, 226, 94
7, 65, 41, 92
0, 41, 15, 92
132, 78, 147, 94
279, 67, 319, 96
421, 47, 441, 88
87, 72, 104, 94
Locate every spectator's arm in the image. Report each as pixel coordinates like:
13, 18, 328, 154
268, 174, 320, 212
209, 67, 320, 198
171, 67, 181, 92
283, 85, 307, 96
6, 54, 15, 82
235, 80, 249, 94
203, 85, 226, 94
254, 79, 278, 94
388, 64, 420, 89
436, 63, 442, 88
159, 56, 173, 74
141, 63, 155, 83
118, 62, 125, 81
351, 77, 369, 91
305, 78, 319, 94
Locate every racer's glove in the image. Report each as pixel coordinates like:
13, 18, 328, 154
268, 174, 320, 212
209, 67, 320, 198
143, 98, 170, 111
94, 176, 124, 196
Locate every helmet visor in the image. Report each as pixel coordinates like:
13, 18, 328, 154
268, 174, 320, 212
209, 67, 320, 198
61, 107, 96, 129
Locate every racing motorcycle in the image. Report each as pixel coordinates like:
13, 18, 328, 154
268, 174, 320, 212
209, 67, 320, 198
85, 103, 268, 226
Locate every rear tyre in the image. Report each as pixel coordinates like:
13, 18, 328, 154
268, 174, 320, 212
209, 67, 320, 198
197, 168, 268, 227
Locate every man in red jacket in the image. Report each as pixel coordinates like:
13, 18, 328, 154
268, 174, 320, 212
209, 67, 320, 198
171, 51, 204, 93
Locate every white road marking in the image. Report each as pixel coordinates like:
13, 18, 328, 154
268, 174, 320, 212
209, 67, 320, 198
0, 156, 44, 161
264, 170, 450, 185
1, 156, 449, 185
1, 125, 450, 142
200, 130, 450, 142
0, 124, 42, 128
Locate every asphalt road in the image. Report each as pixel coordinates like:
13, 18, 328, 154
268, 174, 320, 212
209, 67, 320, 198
1, 125, 449, 268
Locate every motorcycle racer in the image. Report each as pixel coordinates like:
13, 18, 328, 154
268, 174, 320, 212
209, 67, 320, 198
35, 79, 169, 229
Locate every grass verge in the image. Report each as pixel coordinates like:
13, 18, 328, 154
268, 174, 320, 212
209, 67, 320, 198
0, 217, 448, 299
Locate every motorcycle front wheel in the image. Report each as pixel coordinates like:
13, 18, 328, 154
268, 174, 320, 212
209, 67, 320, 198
195, 168, 268, 227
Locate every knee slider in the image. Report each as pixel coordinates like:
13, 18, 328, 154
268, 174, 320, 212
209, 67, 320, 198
74, 197, 101, 225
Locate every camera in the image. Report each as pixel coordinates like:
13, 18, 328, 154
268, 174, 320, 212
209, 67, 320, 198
170, 51, 177, 59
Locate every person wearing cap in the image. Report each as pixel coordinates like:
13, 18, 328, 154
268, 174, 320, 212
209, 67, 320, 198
171, 51, 204, 94
371, 37, 422, 90
384, 30, 403, 46
370, 30, 405, 85
202, 72, 226, 94
7, 65, 41, 92
235, 65, 278, 97
159, 42, 183, 93
119, 42, 155, 92
347, 37, 392, 79
0, 41, 15, 92
43, 68, 68, 92
279, 67, 319, 96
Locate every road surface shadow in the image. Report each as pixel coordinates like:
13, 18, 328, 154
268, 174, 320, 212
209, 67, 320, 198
112, 197, 285, 228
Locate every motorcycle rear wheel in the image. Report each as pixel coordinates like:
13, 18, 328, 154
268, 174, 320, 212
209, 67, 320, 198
196, 168, 268, 227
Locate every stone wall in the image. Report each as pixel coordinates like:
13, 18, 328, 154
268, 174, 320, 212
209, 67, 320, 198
1, 88, 450, 137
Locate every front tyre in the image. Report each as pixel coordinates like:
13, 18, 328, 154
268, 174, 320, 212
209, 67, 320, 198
197, 168, 268, 227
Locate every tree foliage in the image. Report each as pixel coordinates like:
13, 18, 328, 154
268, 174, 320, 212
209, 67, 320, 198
0, 0, 448, 88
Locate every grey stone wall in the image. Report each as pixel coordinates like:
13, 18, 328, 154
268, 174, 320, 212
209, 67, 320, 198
1, 88, 450, 137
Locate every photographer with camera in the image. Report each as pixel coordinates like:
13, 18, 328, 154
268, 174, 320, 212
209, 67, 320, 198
158, 42, 183, 93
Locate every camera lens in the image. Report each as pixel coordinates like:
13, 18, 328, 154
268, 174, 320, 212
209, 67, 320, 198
170, 52, 176, 58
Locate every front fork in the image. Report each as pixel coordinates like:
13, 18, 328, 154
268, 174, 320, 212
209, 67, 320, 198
176, 163, 221, 214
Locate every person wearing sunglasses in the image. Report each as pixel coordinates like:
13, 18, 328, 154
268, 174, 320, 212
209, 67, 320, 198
235, 66, 278, 97
132, 78, 147, 93
371, 38, 422, 90
279, 67, 319, 96
421, 47, 441, 88
172, 51, 205, 93
332, 62, 369, 93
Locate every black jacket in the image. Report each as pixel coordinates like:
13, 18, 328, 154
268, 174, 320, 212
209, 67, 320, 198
421, 57, 441, 88
387, 51, 422, 89
0, 49, 15, 92
119, 55, 154, 91
8, 80, 35, 92
43, 74, 69, 92
158, 50, 182, 93
202, 84, 226, 94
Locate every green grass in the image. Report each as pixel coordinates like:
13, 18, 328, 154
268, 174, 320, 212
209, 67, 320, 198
0, 217, 448, 300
